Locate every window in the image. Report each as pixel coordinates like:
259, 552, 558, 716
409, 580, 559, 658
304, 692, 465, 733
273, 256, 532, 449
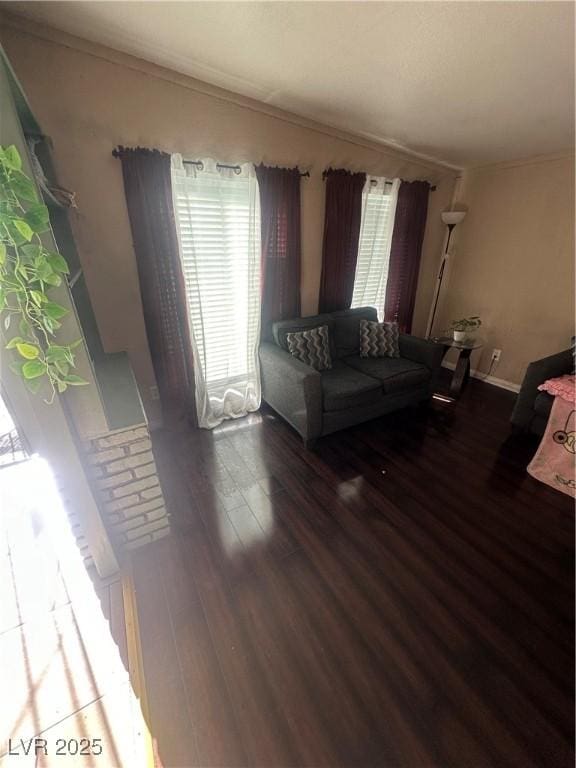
171, 157, 261, 429
351, 177, 399, 320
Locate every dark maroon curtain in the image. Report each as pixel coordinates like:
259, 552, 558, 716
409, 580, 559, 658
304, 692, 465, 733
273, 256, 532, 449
255, 164, 301, 338
384, 180, 430, 334
319, 168, 366, 313
113, 146, 196, 426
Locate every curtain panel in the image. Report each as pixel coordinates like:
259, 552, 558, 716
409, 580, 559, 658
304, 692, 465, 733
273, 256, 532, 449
351, 177, 400, 320
384, 180, 430, 334
113, 147, 195, 426
255, 164, 301, 337
319, 168, 367, 313
171, 156, 261, 429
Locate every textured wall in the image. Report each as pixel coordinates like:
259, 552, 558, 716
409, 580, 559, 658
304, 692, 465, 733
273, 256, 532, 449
437, 153, 575, 384
0, 20, 456, 422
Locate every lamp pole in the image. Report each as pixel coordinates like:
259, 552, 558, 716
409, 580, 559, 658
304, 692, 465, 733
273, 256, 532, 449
427, 211, 467, 339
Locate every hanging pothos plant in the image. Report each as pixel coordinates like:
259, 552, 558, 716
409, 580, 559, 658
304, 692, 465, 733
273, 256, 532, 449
0, 144, 88, 400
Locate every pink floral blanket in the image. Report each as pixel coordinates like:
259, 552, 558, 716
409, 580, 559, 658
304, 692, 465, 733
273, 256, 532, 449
527, 375, 575, 497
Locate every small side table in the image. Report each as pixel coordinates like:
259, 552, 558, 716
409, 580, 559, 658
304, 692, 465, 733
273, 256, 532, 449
431, 336, 485, 397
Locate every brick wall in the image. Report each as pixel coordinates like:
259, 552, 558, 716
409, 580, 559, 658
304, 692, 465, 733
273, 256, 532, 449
83, 424, 169, 553
55, 480, 95, 571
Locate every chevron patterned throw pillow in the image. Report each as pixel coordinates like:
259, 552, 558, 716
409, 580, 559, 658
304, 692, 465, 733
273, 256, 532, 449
286, 325, 332, 371
359, 319, 400, 358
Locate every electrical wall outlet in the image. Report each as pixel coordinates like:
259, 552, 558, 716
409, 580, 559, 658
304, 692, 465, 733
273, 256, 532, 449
491, 349, 502, 362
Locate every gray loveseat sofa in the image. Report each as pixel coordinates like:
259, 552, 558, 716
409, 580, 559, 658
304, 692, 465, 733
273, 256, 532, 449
259, 307, 445, 446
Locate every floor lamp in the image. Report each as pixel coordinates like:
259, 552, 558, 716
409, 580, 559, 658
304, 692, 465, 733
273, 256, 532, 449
427, 210, 467, 338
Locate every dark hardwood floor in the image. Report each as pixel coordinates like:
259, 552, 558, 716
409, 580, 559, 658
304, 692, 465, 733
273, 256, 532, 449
131, 375, 574, 768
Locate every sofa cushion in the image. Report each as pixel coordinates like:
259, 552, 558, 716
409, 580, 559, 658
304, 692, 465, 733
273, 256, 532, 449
330, 307, 378, 358
321, 361, 382, 412
534, 391, 553, 419
359, 319, 400, 358
286, 325, 332, 371
273, 314, 336, 358
344, 355, 430, 394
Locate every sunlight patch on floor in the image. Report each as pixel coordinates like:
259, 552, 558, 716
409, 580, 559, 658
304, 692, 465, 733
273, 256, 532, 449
0, 458, 153, 767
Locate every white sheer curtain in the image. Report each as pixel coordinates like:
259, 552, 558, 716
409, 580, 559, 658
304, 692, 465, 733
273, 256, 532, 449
171, 156, 261, 429
351, 176, 400, 320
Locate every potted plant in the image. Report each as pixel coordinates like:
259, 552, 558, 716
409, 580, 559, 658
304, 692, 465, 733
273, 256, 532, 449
0, 144, 87, 399
451, 316, 482, 342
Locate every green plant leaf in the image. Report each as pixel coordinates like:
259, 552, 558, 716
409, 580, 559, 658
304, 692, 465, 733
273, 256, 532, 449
22, 243, 42, 261
6, 336, 25, 349
16, 342, 40, 360
1, 219, 27, 246
25, 204, 50, 234
0, 289, 5, 312
57, 380, 68, 394
10, 171, 38, 203
13, 219, 34, 242
46, 251, 70, 274
25, 377, 43, 394
0, 242, 6, 265
36, 260, 53, 281
41, 316, 61, 335
0, 200, 18, 215
62, 374, 89, 386
30, 290, 45, 307
22, 359, 46, 379
3, 145, 22, 171
45, 345, 68, 362
43, 301, 69, 320
42, 272, 62, 287
19, 318, 32, 336
55, 360, 70, 376
9, 360, 24, 376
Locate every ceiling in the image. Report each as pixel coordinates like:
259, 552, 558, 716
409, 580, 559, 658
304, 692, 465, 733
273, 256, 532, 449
4, 1, 575, 168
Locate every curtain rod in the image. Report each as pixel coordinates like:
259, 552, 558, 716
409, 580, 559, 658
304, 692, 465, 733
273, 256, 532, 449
323, 168, 436, 191
183, 160, 310, 177
371, 179, 437, 191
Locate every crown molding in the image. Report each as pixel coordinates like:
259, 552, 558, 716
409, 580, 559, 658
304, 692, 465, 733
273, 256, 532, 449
466, 149, 575, 175
0, 10, 462, 179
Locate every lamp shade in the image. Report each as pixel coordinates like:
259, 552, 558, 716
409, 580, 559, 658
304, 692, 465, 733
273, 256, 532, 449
441, 211, 467, 226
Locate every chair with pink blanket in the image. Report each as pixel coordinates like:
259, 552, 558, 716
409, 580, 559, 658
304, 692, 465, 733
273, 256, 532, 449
527, 375, 575, 497
511, 347, 574, 436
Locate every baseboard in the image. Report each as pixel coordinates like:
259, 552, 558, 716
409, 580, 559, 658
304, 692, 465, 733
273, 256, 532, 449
441, 362, 521, 393
122, 559, 155, 768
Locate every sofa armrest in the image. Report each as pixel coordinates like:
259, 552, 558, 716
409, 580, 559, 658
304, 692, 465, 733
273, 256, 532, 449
259, 342, 323, 442
511, 348, 573, 429
399, 334, 445, 371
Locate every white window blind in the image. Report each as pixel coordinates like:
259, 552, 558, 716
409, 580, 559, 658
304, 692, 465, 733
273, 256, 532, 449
351, 177, 400, 320
171, 156, 261, 429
